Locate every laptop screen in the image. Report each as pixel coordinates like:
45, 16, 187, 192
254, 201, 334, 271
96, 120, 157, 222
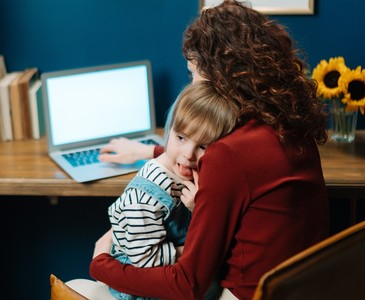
42, 61, 155, 148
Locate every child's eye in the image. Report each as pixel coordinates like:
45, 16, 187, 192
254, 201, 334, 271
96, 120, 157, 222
200, 145, 207, 151
177, 135, 185, 141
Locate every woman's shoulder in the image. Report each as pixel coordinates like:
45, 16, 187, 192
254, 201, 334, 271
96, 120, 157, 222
213, 121, 277, 149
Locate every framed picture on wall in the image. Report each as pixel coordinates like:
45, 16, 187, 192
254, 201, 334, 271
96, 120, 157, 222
199, 0, 314, 15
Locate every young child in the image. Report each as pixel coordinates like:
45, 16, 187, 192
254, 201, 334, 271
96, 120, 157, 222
108, 80, 239, 300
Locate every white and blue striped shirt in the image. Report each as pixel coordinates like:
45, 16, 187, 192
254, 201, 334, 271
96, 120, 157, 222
108, 159, 185, 268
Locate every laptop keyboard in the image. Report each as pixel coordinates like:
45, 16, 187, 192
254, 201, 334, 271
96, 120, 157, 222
63, 148, 101, 167
140, 138, 160, 146
63, 138, 161, 167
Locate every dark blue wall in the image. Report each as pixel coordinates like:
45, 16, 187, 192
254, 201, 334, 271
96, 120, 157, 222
1, 0, 364, 127
0, 0, 199, 127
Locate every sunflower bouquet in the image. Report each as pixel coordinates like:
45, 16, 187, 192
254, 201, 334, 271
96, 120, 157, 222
312, 56, 365, 142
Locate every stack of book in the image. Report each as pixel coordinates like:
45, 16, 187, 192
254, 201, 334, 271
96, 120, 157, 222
0, 55, 45, 142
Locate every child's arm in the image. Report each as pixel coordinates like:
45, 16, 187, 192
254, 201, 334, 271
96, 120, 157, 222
93, 228, 113, 259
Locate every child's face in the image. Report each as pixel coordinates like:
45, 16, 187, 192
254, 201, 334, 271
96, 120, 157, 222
165, 128, 207, 181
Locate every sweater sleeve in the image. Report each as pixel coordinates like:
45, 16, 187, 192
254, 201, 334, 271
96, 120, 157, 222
153, 145, 164, 158
90, 142, 248, 299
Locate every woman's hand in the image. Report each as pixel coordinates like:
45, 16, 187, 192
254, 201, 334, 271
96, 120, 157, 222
93, 228, 113, 258
99, 138, 155, 164
181, 170, 199, 212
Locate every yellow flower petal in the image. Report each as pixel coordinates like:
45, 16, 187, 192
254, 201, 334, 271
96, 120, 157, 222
339, 66, 365, 115
312, 56, 348, 99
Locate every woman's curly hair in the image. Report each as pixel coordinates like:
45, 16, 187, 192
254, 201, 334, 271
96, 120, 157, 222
182, 0, 327, 145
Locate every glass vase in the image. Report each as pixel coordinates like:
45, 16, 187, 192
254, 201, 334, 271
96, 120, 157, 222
328, 97, 358, 143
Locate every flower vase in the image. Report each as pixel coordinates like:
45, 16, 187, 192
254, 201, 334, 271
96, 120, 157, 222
329, 97, 358, 143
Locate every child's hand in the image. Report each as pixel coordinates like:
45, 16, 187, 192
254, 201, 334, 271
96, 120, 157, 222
93, 228, 113, 258
181, 170, 199, 212
176, 246, 184, 258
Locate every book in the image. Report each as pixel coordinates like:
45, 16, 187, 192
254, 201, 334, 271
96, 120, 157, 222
28, 80, 45, 139
10, 68, 38, 140
0, 55, 6, 79
9, 71, 25, 140
18, 68, 39, 139
0, 72, 21, 141
0, 109, 3, 141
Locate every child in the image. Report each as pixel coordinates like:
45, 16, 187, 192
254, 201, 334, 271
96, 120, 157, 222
108, 80, 239, 300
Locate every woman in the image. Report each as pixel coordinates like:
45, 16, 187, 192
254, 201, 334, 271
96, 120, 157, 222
86, 1, 329, 299
107, 81, 238, 299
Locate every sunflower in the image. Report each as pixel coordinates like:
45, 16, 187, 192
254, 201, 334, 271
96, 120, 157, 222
312, 56, 349, 99
339, 66, 365, 115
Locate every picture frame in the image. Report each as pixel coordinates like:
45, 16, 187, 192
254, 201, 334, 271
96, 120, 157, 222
199, 0, 314, 15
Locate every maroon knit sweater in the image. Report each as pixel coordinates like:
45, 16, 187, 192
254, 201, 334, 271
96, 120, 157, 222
90, 120, 329, 300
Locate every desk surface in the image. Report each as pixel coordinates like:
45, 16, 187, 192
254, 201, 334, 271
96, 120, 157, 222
1, 131, 365, 197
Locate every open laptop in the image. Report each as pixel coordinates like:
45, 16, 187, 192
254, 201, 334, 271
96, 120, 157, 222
41, 60, 165, 183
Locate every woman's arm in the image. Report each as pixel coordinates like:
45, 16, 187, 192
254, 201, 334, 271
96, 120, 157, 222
99, 138, 159, 164
90, 143, 246, 299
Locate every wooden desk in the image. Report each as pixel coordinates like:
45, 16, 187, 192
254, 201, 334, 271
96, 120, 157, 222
318, 130, 365, 198
0, 136, 135, 197
0, 131, 365, 197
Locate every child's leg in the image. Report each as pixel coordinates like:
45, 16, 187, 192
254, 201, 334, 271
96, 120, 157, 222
66, 279, 116, 300
218, 288, 238, 300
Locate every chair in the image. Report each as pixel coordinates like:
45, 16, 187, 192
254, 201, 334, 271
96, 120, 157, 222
50, 274, 88, 300
252, 220, 365, 300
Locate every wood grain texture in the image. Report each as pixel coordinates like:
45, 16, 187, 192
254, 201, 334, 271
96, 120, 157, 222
0, 129, 164, 196
318, 130, 365, 187
0, 129, 364, 197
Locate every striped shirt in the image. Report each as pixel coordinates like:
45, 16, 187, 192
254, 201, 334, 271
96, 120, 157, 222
108, 159, 185, 268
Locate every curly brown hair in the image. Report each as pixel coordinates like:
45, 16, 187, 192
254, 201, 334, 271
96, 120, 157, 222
182, 0, 327, 145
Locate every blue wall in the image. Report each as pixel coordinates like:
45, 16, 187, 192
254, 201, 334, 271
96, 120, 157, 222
0, 0, 364, 127
0, 0, 199, 127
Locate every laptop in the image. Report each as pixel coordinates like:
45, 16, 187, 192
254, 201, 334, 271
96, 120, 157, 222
41, 60, 165, 183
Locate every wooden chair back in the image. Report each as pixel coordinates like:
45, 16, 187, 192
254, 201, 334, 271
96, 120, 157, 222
252, 220, 365, 300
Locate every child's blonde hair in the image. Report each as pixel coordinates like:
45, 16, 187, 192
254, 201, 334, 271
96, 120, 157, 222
167, 81, 239, 145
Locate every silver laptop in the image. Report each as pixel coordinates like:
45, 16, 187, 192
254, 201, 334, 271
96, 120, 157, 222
41, 60, 165, 183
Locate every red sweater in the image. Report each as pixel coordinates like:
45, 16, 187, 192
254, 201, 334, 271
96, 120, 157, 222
90, 121, 329, 300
